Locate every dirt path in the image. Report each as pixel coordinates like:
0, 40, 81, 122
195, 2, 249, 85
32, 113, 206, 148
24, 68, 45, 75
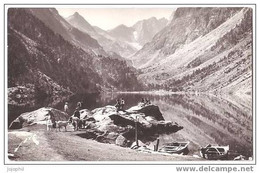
8, 126, 65, 161
8, 124, 203, 162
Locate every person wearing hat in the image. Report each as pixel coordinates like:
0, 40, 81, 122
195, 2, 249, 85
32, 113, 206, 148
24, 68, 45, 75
77, 101, 82, 109
64, 102, 69, 113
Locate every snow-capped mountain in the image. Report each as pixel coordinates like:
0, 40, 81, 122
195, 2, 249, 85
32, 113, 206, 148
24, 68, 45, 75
131, 8, 252, 97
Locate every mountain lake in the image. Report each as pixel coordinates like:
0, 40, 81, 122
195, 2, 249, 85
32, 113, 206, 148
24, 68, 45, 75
8, 92, 253, 158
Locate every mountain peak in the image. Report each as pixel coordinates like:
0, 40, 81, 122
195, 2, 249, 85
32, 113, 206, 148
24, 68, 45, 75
66, 12, 96, 33
116, 24, 130, 29
108, 24, 134, 33
147, 16, 157, 20
73, 12, 80, 16
69, 12, 84, 20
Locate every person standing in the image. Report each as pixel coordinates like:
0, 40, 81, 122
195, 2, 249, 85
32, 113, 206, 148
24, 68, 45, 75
64, 102, 69, 113
115, 99, 121, 112
46, 109, 56, 128
74, 108, 80, 119
48, 109, 55, 122
120, 98, 125, 111
77, 101, 82, 109
140, 98, 145, 107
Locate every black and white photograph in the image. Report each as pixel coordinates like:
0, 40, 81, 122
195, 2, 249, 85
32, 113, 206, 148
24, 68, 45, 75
4, 3, 256, 169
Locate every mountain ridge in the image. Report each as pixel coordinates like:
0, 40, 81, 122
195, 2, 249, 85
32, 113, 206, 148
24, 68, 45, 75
66, 12, 138, 58
29, 8, 106, 56
8, 8, 142, 99
131, 7, 252, 97
66, 12, 169, 58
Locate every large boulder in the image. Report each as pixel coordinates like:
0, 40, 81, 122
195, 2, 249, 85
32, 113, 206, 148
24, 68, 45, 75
91, 105, 117, 121
127, 105, 164, 121
109, 114, 137, 127
83, 104, 184, 145
116, 135, 127, 147
104, 132, 119, 144
79, 109, 93, 119
9, 107, 70, 129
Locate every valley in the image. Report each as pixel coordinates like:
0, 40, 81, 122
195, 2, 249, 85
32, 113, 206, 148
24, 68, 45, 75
7, 7, 254, 162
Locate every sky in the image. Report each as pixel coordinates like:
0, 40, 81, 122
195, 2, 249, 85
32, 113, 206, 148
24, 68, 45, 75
57, 8, 174, 30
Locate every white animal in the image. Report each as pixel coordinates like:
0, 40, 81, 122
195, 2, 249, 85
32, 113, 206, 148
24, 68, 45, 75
56, 121, 69, 131
69, 116, 80, 131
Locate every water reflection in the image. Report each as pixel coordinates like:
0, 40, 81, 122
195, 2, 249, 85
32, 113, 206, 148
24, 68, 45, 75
8, 92, 253, 157
146, 94, 253, 157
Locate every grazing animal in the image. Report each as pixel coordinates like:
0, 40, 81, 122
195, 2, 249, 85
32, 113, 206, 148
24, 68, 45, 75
69, 116, 80, 131
56, 121, 69, 131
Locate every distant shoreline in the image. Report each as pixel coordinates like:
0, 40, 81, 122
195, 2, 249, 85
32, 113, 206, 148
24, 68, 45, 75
115, 90, 222, 96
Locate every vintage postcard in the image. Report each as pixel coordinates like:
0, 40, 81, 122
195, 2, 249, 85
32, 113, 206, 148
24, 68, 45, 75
4, 3, 256, 171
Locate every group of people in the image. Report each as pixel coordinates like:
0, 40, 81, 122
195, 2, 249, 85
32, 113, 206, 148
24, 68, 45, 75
64, 101, 82, 117
65, 101, 83, 129
45, 100, 84, 131
64, 97, 151, 115
114, 97, 152, 112
140, 98, 151, 107
74, 101, 82, 118
115, 98, 125, 112
47, 96, 153, 130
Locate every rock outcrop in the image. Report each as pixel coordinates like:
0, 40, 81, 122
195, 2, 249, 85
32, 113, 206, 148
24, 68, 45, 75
84, 104, 183, 146
9, 107, 70, 129
9, 104, 183, 148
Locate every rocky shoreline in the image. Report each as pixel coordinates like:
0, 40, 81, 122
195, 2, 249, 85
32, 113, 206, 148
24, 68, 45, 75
9, 104, 183, 150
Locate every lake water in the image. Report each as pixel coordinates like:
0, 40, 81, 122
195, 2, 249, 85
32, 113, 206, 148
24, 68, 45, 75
8, 92, 253, 158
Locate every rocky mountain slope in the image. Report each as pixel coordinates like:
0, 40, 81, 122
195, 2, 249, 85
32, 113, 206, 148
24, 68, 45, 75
66, 12, 138, 58
66, 12, 168, 58
29, 9, 106, 56
8, 8, 142, 100
131, 8, 252, 97
132, 17, 168, 46
108, 17, 168, 50
108, 24, 135, 43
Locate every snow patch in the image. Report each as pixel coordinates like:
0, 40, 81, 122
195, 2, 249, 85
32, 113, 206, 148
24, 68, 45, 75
133, 31, 138, 41
126, 41, 142, 50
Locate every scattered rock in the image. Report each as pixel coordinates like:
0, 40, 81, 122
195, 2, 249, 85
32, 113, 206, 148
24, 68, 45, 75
131, 140, 146, 149
116, 135, 127, 147
106, 132, 119, 144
